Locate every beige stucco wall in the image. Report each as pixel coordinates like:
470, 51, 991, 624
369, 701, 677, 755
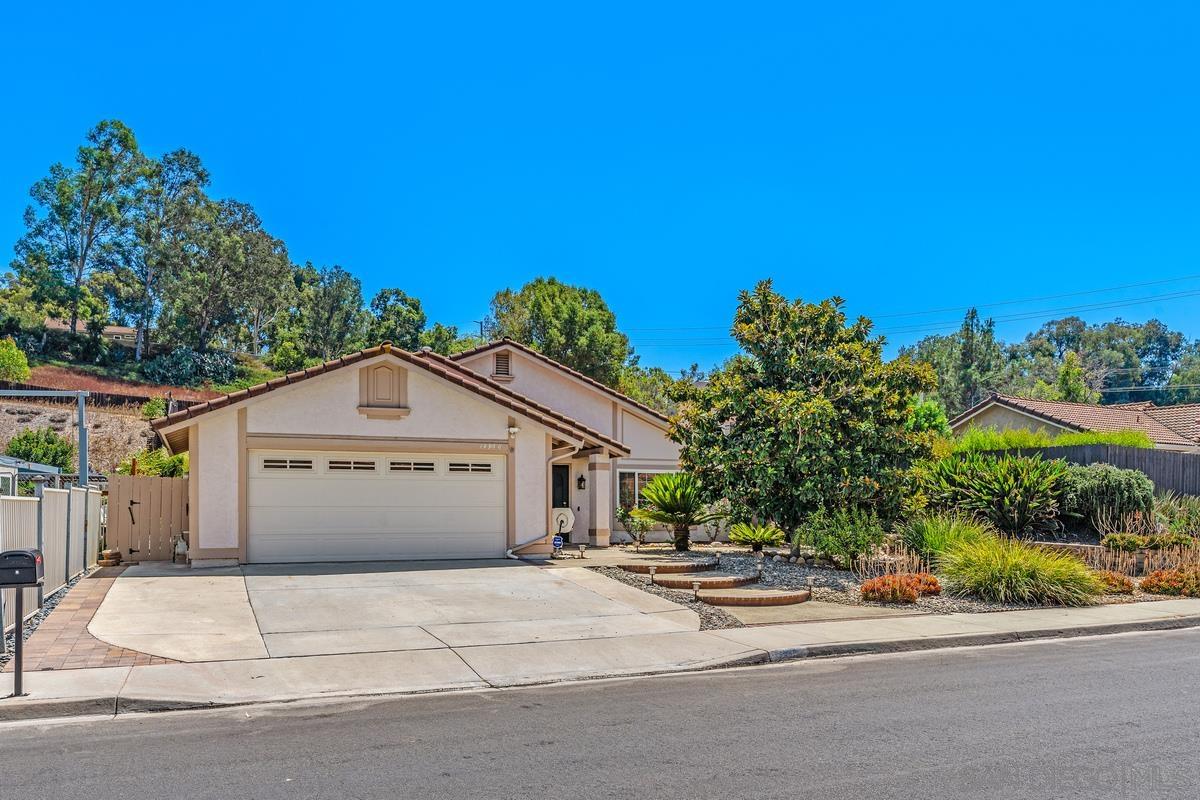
952, 405, 1070, 437
457, 349, 616, 435
195, 412, 239, 550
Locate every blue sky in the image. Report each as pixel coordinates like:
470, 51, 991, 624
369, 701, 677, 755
3, 1, 1199, 372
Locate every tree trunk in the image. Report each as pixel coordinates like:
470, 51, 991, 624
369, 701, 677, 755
673, 526, 690, 552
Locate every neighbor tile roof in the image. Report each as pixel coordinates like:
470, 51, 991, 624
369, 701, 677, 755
151, 343, 630, 456
950, 393, 1199, 448
450, 338, 672, 425
1141, 403, 1200, 444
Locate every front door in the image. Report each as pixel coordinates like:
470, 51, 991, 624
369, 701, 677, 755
551, 464, 571, 543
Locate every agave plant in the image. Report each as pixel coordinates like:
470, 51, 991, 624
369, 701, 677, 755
633, 472, 725, 551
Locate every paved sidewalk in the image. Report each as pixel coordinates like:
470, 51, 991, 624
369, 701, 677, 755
4, 597, 1198, 722
3, 569, 174, 672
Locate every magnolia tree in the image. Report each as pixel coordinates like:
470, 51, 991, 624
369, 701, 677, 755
670, 281, 936, 554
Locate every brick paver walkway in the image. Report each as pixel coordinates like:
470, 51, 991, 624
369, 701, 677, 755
4, 567, 175, 672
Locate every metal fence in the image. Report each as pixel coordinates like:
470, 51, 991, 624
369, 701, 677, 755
0, 487, 102, 644
989, 445, 1200, 496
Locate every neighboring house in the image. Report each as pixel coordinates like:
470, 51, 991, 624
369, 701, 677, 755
949, 393, 1200, 453
43, 319, 140, 346
151, 341, 683, 566
0, 454, 62, 496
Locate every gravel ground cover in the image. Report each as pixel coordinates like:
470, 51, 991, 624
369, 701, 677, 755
588, 566, 744, 630
597, 544, 1169, 616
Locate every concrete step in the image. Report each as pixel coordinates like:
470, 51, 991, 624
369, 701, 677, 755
652, 572, 757, 590
619, 560, 718, 575
697, 586, 812, 607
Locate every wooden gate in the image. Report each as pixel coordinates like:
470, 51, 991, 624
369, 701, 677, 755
105, 475, 189, 562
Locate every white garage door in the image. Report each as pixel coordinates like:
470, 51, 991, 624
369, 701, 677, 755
247, 450, 506, 562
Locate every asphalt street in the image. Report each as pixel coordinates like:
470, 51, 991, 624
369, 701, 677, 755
1, 629, 1198, 800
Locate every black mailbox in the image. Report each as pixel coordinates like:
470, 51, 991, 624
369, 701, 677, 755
0, 549, 44, 587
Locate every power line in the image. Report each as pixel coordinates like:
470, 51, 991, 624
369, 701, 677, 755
626, 287, 1200, 347
623, 272, 1200, 333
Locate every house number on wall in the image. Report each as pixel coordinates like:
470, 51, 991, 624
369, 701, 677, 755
478, 443, 504, 450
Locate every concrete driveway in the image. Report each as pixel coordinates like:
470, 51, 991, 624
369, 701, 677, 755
88, 560, 710, 671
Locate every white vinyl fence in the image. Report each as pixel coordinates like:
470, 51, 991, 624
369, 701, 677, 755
0, 487, 102, 640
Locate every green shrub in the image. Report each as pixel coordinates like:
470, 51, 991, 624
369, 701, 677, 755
1102, 532, 1195, 552
795, 508, 885, 565
116, 447, 188, 477
0, 336, 31, 382
1100, 533, 1146, 552
615, 505, 653, 546
728, 522, 785, 551
1155, 491, 1200, 536
906, 399, 951, 436
898, 513, 994, 562
952, 426, 1154, 453
140, 397, 167, 420
1059, 463, 1154, 529
1139, 567, 1200, 597
5, 427, 76, 471
939, 537, 1103, 606
141, 347, 236, 386
922, 453, 1066, 536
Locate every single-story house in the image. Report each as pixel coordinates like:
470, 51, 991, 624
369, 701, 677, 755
949, 393, 1200, 453
43, 318, 140, 345
151, 340, 682, 566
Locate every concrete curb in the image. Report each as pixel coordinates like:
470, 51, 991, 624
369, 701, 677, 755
757, 615, 1200, 662
3, 616, 1198, 724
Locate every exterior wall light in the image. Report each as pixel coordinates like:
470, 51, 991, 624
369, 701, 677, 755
576, 474, 587, 491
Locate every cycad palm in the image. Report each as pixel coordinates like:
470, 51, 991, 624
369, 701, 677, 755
633, 472, 723, 551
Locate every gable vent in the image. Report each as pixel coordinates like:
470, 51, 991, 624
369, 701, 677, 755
328, 459, 378, 472
262, 458, 313, 471
494, 352, 512, 377
448, 462, 493, 474
390, 460, 436, 472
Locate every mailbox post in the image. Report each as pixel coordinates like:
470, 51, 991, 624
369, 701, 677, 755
1, 549, 45, 698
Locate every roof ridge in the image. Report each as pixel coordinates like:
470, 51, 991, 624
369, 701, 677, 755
449, 338, 672, 424
151, 343, 629, 456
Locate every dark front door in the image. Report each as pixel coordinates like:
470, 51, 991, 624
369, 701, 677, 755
552, 464, 571, 508
551, 464, 572, 543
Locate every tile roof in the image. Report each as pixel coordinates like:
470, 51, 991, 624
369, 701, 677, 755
151, 343, 630, 456
950, 393, 1200, 448
450, 338, 672, 425
1142, 403, 1200, 444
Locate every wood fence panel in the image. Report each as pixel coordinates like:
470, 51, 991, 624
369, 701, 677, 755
105, 475, 188, 562
995, 445, 1200, 495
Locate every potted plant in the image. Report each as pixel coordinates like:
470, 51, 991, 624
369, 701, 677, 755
728, 522, 785, 553
633, 472, 724, 552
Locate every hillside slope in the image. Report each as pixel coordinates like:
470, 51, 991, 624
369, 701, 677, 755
0, 401, 155, 474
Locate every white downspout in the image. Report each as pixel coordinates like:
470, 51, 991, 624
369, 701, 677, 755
506, 444, 579, 560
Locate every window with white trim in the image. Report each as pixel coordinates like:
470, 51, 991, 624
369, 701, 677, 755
327, 458, 378, 472
617, 470, 677, 510
447, 462, 494, 474
390, 460, 436, 473
262, 457, 314, 471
